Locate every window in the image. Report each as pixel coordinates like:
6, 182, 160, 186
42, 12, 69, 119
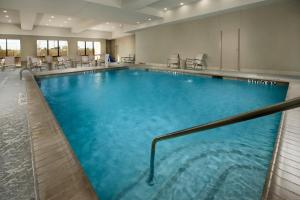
7, 39, 21, 57
0, 39, 6, 58
77, 41, 85, 56
48, 40, 59, 56
94, 42, 101, 55
77, 41, 101, 56
0, 39, 21, 58
36, 40, 68, 57
59, 40, 68, 56
37, 40, 48, 57
85, 41, 94, 56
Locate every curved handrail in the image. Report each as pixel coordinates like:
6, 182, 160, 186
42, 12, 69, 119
147, 96, 300, 184
20, 67, 33, 80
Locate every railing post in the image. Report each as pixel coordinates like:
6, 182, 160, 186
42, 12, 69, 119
147, 139, 157, 185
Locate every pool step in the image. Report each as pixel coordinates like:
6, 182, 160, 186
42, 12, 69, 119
116, 142, 269, 200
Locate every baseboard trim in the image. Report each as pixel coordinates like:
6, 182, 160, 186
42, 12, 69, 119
143, 63, 300, 76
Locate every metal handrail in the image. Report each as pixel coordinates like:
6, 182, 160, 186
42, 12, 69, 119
147, 96, 300, 184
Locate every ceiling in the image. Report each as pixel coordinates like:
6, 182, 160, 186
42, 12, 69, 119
0, 0, 278, 39
0, 8, 19, 24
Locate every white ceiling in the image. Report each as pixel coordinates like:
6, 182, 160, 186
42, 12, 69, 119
0, 8, 19, 24
0, 0, 278, 39
149, 0, 199, 9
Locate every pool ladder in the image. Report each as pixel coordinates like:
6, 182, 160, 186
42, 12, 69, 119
147, 96, 300, 185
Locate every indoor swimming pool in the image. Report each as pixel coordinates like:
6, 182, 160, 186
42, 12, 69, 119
37, 68, 288, 200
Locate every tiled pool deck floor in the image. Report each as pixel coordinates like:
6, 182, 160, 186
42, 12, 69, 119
0, 71, 35, 200
1, 65, 300, 200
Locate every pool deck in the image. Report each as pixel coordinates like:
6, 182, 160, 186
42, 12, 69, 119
9, 65, 300, 199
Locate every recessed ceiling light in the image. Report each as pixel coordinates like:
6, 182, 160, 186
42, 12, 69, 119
180, 2, 184, 6
148, 18, 152, 21
106, 22, 110, 25
3, 10, 7, 13
51, 16, 55, 19
68, 17, 72, 21
164, 8, 168, 11
5, 15, 9, 18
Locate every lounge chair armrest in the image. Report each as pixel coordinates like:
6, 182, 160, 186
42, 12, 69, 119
185, 58, 194, 62
194, 58, 203, 62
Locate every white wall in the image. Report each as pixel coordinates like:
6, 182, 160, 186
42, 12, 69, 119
135, 0, 300, 75
113, 35, 135, 61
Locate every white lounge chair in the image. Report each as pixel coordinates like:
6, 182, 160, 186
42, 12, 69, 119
45, 56, 54, 70
81, 56, 92, 67
88, 55, 96, 66
167, 54, 180, 68
186, 54, 207, 70
96, 54, 105, 66
121, 54, 135, 64
56, 57, 67, 69
1, 57, 16, 71
30, 57, 47, 71
0, 59, 5, 71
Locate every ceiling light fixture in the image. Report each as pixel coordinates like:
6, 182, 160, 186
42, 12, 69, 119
68, 17, 72, 21
164, 8, 168, 11
48, 19, 52, 22
148, 18, 152, 21
106, 22, 110, 25
180, 2, 184, 6
3, 10, 7, 13
51, 16, 55, 19
5, 15, 9, 18
136, 21, 140, 24
8, 19, 12, 23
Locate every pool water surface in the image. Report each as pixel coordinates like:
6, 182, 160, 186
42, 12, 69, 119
38, 69, 288, 200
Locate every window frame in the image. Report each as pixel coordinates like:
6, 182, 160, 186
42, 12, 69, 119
0, 38, 21, 58
58, 40, 68, 57
36, 39, 69, 57
37, 40, 48, 57
77, 41, 101, 56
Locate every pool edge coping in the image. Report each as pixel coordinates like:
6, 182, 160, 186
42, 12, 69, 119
25, 73, 99, 200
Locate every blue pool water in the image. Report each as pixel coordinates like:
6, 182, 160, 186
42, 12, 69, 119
37, 69, 288, 200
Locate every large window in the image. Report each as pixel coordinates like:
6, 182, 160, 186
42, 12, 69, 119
77, 41, 101, 56
37, 40, 68, 57
48, 40, 59, 56
0, 39, 6, 58
77, 41, 85, 56
94, 42, 101, 55
59, 40, 68, 56
37, 40, 47, 57
0, 39, 21, 58
86, 41, 94, 56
